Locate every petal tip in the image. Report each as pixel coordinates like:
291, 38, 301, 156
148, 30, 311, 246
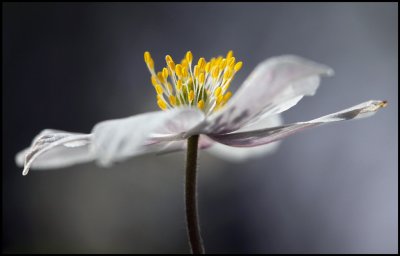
368, 100, 388, 112
380, 100, 388, 108
22, 168, 29, 176
325, 68, 335, 76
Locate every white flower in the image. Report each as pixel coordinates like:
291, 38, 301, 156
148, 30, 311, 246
15, 52, 387, 175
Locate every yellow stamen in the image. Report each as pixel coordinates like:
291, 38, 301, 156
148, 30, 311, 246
157, 72, 165, 83
162, 67, 169, 80
234, 62, 243, 71
226, 50, 233, 60
198, 58, 206, 69
205, 62, 211, 73
214, 87, 222, 97
169, 95, 176, 106
155, 84, 163, 95
186, 51, 193, 64
212, 67, 220, 79
197, 100, 205, 110
189, 90, 195, 102
175, 64, 183, 77
223, 91, 232, 102
194, 65, 199, 77
199, 73, 205, 84
157, 99, 167, 110
176, 79, 183, 91
151, 75, 158, 86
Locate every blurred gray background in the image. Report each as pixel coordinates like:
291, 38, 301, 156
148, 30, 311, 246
3, 3, 398, 254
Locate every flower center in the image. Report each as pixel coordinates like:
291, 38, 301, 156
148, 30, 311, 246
144, 51, 243, 114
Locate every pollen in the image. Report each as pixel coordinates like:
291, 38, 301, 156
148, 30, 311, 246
144, 50, 243, 114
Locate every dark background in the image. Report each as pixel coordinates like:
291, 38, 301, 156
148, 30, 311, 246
3, 3, 398, 253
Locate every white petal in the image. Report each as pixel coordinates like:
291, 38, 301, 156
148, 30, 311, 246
91, 108, 205, 166
204, 55, 333, 134
206, 142, 281, 162
15, 129, 93, 176
208, 100, 387, 147
206, 114, 283, 161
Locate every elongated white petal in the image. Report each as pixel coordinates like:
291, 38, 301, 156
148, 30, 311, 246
15, 129, 94, 175
91, 108, 205, 166
204, 55, 333, 134
208, 100, 387, 147
207, 114, 283, 161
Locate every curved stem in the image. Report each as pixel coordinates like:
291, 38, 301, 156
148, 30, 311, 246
185, 135, 205, 254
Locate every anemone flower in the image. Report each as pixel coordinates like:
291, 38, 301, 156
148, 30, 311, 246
16, 51, 386, 254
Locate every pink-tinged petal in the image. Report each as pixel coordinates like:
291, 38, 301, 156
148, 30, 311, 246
15, 129, 93, 176
208, 100, 387, 147
204, 55, 333, 134
91, 108, 205, 166
206, 114, 283, 161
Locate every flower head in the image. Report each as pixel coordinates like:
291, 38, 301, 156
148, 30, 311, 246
16, 51, 387, 175
144, 51, 241, 114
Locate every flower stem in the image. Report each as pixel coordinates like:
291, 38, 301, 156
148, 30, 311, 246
185, 135, 205, 254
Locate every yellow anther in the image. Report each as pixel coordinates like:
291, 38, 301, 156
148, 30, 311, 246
157, 99, 167, 110
176, 80, 183, 91
151, 75, 158, 86
216, 94, 223, 104
215, 56, 223, 67
165, 55, 173, 63
205, 62, 212, 73
197, 100, 205, 110
155, 84, 163, 95
189, 90, 195, 102
223, 69, 232, 80
182, 66, 188, 77
226, 50, 233, 60
234, 62, 243, 71
144, 51, 151, 63
167, 60, 175, 71
228, 57, 235, 66
199, 73, 205, 84
157, 72, 165, 83
144, 51, 154, 70
212, 66, 220, 78
186, 51, 193, 63
214, 87, 222, 97
169, 95, 177, 106
223, 91, 232, 102
219, 59, 227, 70
181, 59, 188, 67
162, 68, 169, 80
194, 65, 199, 77
175, 64, 183, 77
198, 58, 206, 69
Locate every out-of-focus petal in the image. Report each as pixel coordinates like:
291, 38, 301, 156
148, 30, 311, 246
203, 55, 333, 134
206, 141, 280, 162
15, 129, 93, 176
150, 135, 215, 156
206, 114, 283, 161
208, 100, 387, 147
91, 108, 205, 166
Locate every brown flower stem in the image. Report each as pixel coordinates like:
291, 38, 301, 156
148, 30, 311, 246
185, 135, 205, 254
